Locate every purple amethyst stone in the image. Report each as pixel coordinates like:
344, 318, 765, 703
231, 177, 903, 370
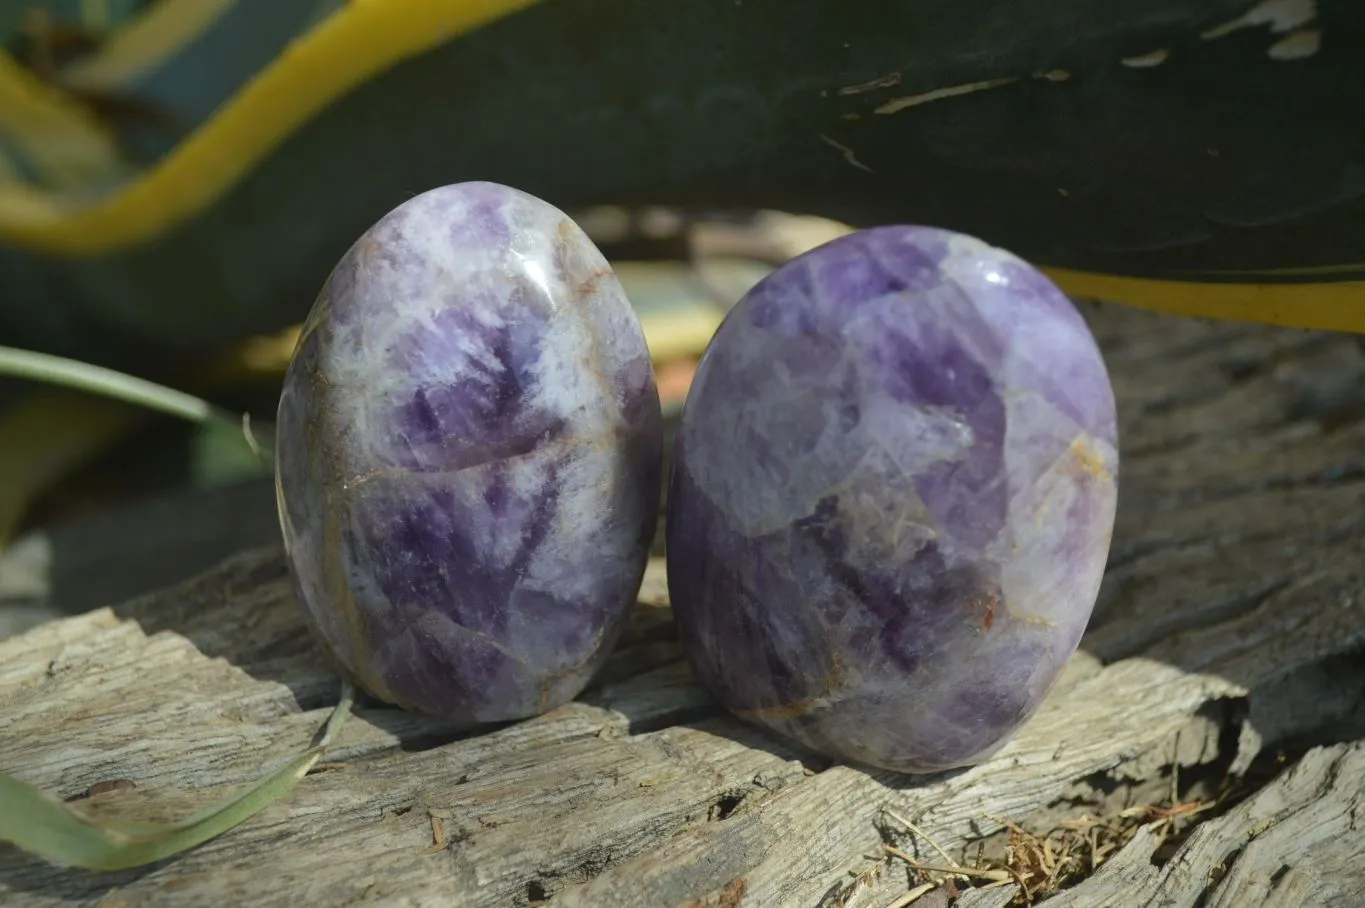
666, 225, 1118, 773
275, 182, 662, 724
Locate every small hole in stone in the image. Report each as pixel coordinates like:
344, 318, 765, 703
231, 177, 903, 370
709, 792, 745, 821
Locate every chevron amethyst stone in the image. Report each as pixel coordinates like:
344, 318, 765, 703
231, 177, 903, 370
666, 225, 1118, 773
275, 182, 662, 724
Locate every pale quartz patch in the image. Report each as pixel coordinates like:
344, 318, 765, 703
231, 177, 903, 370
275, 182, 661, 724
667, 224, 1117, 773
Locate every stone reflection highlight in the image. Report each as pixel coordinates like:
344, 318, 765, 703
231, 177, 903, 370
666, 225, 1118, 773
276, 182, 662, 724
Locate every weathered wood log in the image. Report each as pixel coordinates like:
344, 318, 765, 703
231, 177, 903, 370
1043, 741, 1365, 907
2, 303, 1364, 907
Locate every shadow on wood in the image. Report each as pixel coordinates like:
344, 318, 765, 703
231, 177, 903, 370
1, 303, 1364, 907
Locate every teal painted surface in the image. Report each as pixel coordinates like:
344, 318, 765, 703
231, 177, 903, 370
0, 0, 1361, 370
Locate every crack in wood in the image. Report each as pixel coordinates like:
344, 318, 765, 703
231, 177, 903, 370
2, 307, 1364, 906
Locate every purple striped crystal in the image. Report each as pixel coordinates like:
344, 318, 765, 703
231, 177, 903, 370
276, 182, 662, 723
666, 225, 1118, 773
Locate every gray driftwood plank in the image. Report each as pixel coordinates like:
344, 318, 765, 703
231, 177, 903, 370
1, 304, 1364, 908
1043, 742, 1365, 907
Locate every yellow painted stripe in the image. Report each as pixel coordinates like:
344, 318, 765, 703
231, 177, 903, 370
0, 0, 1358, 336
0, 50, 127, 191
0, 0, 545, 254
1044, 267, 1365, 333
61, 0, 239, 93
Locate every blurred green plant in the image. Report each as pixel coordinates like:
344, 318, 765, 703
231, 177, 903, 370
1, 0, 1362, 380
0, 681, 354, 871
2, 0, 1364, 874
0, 343, 328, 872
0, 344, 271, 546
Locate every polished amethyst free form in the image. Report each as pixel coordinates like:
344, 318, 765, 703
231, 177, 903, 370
275, 182, 661, 723
666, 226, 1118, 773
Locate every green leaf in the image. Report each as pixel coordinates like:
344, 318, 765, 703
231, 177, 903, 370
0, 344, 270, 543
0, 345, 233, 427
189, 414, 275, 488
0, 681, 354, 871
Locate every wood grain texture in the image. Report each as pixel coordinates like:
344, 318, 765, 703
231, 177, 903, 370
1, 304, 1364, 907
1043, 742, 1365, 907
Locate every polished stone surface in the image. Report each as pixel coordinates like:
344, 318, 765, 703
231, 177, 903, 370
666, 225, 1118, 773
276, 182, 662, 723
